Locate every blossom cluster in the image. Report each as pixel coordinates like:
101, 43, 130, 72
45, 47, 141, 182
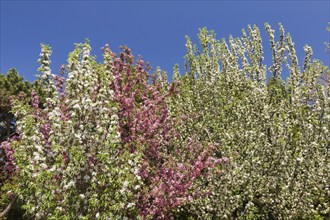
0, 134, 19, 180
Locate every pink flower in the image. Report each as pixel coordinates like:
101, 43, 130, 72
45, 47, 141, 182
31, 90, 39, 109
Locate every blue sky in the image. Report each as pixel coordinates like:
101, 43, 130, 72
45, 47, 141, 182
1, 1, 329, 82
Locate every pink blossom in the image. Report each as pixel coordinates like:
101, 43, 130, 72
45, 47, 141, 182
31, 90, 39, 109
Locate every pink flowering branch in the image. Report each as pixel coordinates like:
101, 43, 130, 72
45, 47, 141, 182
0, 134, 19, 180
107, 45, 224, 219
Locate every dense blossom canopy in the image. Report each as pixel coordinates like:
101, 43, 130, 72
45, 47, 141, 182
1, 23, 329, 219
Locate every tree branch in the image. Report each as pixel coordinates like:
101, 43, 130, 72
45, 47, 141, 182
0, 195, 17, 218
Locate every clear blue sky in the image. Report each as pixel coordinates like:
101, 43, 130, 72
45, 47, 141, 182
1, 1, 329, 82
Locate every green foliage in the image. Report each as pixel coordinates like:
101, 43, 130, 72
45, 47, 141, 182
0, 69, 31, 142
0, 68, 47, 142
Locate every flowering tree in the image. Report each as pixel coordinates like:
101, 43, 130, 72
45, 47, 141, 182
169, 24, 329, 219
2, 41, 223, 219
7, 42, 142, 219
108, 45, 222, 219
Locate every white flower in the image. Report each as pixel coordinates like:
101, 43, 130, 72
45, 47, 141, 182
72, 103, 80, 110
33, 152, 41, 161
84, 98, 92, 103
35, 212, 42, 220
32, 172, 40, 178
296, 157, 303, 162
64, 180, 75, 189
111, 114, 119, 120
127, 202, 135, 208
35, 145, 43, 152
40, 163, 48, 169
49, 166, 56, 172
74, 133, 82, 140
